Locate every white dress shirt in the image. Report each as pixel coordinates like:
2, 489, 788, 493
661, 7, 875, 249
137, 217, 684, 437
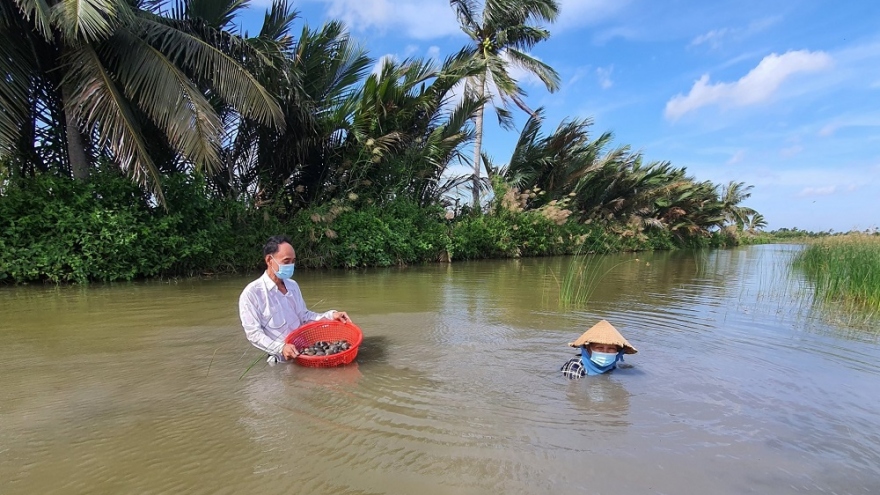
239, 272, 335, 359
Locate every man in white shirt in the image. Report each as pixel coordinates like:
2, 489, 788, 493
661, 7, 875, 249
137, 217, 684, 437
239, 235, 351, 363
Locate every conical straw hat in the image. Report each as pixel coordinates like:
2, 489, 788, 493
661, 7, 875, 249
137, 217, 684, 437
568, 319, 638, 354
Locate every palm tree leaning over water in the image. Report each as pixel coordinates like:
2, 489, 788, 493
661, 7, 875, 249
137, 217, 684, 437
450, 0, 561, 209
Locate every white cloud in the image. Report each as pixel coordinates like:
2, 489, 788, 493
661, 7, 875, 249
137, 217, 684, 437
727, 150, 745, 165
797, 186, 837, 198
779, 144, 803, 158
372, 54, 396, 76
818, 124, 838, 137
690, 28, 731, 49
426, 45, 441, 61
403, 44, 419, 57
664, 50, 834, 120
557, 0, 632, 30
817, 113, 880, 137
596, 66, 614, 89
313, 0, 460, 40
567, 66, 589, 86
747, 16, 783, 33
690, 17, 781, 49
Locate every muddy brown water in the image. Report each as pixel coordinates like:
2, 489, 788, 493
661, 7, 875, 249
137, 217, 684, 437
2, 245, 879, 494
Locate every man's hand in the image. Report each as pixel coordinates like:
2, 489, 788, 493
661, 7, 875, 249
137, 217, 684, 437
281, 343, 300, 360
331, 311, 351, 323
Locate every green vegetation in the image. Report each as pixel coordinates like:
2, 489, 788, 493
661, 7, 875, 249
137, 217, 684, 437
793, 234, 880, 311
739, 227, 878, 246
556, 249, 642, 308
1, 0, 766, 284
0, 170, 741, 283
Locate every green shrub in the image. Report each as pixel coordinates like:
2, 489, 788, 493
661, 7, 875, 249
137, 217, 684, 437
288, 199, 448, 268
0, 171, 280, 283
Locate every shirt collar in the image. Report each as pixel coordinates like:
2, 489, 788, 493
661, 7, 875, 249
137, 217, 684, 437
260, 270, 287, 292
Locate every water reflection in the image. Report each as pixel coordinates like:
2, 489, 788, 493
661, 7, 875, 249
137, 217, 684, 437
356, 335, 390, 364
563, 374, 632, 429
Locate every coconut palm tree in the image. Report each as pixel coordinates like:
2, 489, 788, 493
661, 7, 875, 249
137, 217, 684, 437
222, 16, 372, 208
450, 0, 560, 208
488, 109, 614, 210
719, 181, 757, 230
0, 0, 284, 200
746, 212, 768, 234
332, 50, 484, 207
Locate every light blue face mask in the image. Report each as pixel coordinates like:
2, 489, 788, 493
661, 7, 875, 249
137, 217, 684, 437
272, 256, 295, 279
580, 348, 620, 375
589, 351, 618, 367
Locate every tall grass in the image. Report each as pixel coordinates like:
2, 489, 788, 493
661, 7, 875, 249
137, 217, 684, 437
553, 242, 641, 308
792, 234, 880, 311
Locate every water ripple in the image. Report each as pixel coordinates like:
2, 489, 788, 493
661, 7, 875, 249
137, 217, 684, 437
3, 250, 880, 494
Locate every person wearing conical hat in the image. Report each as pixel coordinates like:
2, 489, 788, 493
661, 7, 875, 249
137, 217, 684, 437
560, 319, 638, 379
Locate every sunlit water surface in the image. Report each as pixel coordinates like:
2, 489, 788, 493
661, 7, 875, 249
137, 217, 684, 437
2, 245, 879, 494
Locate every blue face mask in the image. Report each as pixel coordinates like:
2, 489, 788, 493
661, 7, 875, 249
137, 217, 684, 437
580, 348, 619, 375
272, 256, 295, 279
589, 351, 618, 367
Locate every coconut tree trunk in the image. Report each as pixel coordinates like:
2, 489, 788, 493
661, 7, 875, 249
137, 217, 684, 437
65, 117, 90, 180
62, 80, 90, 181
472, 76, 486, 209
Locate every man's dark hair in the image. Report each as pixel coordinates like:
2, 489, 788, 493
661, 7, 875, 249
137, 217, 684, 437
263, 235, 292, 257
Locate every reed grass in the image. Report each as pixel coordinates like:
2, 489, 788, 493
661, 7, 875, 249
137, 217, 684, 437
553, 242, 641, 308
792, 234, 880, 311
239, 354, 264, 380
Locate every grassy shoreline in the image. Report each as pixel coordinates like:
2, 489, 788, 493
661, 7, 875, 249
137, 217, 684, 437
793, 234, 880, 311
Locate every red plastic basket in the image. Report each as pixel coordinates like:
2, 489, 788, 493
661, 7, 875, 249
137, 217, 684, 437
285, 320, 363, 368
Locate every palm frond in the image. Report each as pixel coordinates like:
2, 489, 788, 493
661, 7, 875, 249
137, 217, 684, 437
177, 0, 248, 29
499, 24, 551, 50
9, 0, 53, 39
296, 21, 371, 107
0, 21, 35, 155
51, 0, 128, 43
449, 0, 481, 31
505, 47, 559, 91
258, 0, 296, 41
104, 27, 222, 171
138, 16, 285, 131
64, 44, 165, 202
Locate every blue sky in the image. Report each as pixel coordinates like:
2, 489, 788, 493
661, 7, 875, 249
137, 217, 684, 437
239, 0, 879, 232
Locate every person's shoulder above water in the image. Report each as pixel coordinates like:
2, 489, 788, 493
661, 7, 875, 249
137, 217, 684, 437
560, 355, 586, 379
560, 319, 638, 379
239, 272, 273, 304
245, 271, 271, 289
